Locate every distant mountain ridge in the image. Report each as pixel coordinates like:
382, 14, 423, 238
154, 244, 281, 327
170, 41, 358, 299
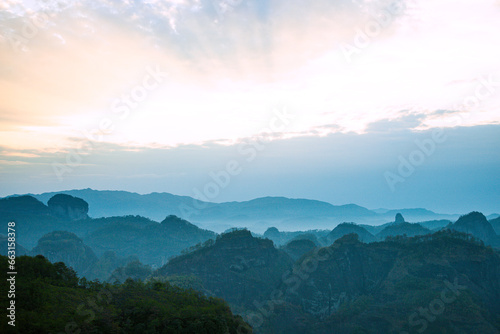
7, 188, 464, 232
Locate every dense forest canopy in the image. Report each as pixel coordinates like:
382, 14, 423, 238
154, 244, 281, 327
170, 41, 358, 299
0, 255, 251, 334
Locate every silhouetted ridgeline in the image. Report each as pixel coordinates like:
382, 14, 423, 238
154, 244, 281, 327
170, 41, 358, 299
1, 191, 499, 333
21, 188, 461, 231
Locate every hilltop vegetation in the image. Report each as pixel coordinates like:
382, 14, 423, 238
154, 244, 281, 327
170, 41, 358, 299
0, 255, 251, 334
157, 229, 294, 310
448, 211, 499, 247
269, 231, 500, 333
31, 231, 98, 277
157, 229, 500, 333
2, 191, 499, 333
0, 195, 216, 270
377, 221, 431, 239
323, 222, 377, 244
85, 215, 216, 266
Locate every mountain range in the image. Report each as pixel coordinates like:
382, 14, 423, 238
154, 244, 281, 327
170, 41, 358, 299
156, 229, 500, 334
7, 188, 465, 232
1, 189, 499, 333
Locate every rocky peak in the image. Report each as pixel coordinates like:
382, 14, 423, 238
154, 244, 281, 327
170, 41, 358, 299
47, 194, 89, 221
449, 211, 498, 246
395, 213, 405, 224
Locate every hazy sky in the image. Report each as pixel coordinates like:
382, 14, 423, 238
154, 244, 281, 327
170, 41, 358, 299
1, 0, 499, 214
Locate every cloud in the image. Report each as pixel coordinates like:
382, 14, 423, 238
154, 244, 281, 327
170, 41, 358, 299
1, 124, 499, 213
431, 109, 460, 116
1, 0, 500, 152
365, 111, 427, 133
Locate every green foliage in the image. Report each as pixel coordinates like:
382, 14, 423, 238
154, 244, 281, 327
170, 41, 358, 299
219, 228, 252, 239
151, 274, 206, 291
0, 255, 251, 334
85, 215, 216, 267
181, 238, 215, 255
109, 260, 153, 283
337, 295, 374, 318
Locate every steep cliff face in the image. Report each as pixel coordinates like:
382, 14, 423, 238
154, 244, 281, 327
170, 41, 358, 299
48, 194, 89, 221
157, 229, 294, 308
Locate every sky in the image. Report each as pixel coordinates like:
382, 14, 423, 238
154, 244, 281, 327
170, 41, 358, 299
0, 0, 499, 214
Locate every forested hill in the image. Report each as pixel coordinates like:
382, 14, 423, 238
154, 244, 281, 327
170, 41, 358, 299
0, 255, 251, 334
158, 229, 500, 334
157, 229, 294, 309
